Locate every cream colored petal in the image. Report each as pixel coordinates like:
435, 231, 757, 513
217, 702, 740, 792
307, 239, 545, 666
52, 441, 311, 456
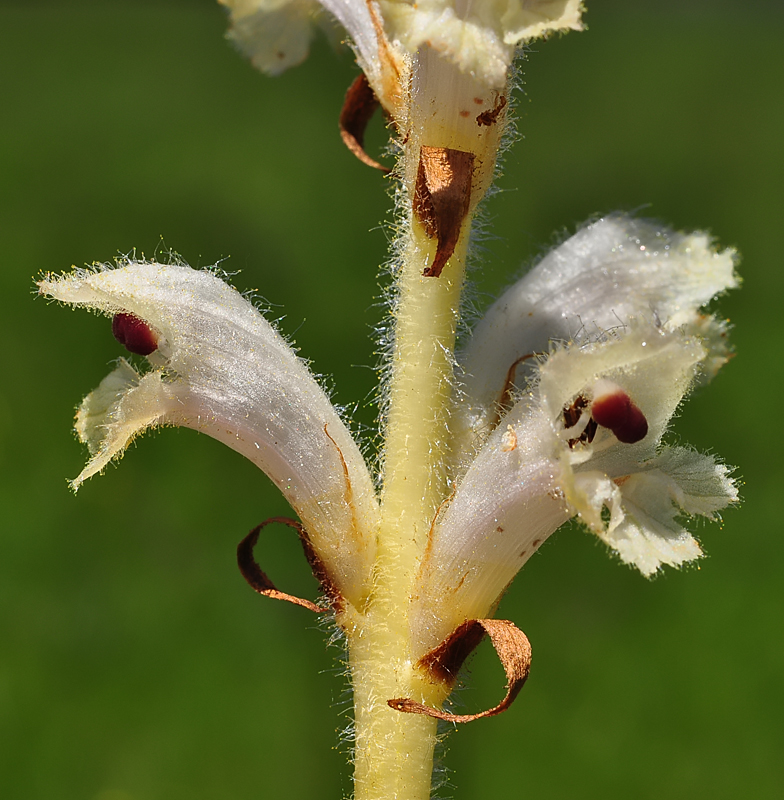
540, 328, 737, 576
577, 469, 704, 577
381, 0, 584, 90
640, 447, 738, 520
502, 0, 585, 43
39, 261, 379, 607
73, 359, 167, 485
219, 0, 322, 76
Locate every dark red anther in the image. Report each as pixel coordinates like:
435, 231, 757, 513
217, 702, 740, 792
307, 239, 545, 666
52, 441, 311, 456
613, 404, 648, 444
591, 391, 632, 429
111, 313, 159, 356
592, 389, 648, 444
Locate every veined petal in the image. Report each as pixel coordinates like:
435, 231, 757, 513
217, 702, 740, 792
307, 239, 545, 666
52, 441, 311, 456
583, 448, 737, 577
652, 447, 737, 520
38, 261, 379, 607
453, 216, 738, 466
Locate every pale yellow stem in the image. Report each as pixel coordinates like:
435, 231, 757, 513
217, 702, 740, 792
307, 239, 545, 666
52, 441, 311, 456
349, 216, 470, 800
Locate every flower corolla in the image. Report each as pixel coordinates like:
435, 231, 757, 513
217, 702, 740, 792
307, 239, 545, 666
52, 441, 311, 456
38, 261, 379, 608
412, 215, 738, 653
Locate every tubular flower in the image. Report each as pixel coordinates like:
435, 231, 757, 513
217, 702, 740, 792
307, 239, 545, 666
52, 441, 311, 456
411, 215, 738, 656
38, 261, 379, 609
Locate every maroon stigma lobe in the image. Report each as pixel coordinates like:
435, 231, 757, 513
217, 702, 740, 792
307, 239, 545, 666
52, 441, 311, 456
591, 389, 648, 444
111, 313, 159, 356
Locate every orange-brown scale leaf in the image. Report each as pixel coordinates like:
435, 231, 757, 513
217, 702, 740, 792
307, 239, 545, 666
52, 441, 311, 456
388, 618, 532, 722
413, 146, 474, 278
237, 517, 343, 614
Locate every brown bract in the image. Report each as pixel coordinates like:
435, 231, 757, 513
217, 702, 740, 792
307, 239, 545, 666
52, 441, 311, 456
414, 146, 474, 278
237, 517, 343, 614
339, 74, 390, 173
388, 618, 532, 722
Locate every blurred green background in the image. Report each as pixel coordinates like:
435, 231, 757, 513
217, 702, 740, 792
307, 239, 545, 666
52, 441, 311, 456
2, 1, 782, 798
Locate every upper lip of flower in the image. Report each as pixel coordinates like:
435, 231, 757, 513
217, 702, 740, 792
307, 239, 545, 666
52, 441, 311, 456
451, 214, 739, 470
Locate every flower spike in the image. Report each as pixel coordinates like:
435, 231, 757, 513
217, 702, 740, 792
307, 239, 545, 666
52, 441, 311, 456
38, 7, 743, 796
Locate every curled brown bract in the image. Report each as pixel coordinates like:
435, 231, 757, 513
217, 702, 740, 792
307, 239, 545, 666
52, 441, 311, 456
237, 517, 343, 613
339, 74, 390, 172
413, 146, 474, 278
388, 619, 532, 722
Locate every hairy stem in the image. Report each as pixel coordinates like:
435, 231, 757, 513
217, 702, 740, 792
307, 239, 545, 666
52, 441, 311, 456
349, 215, 470, 800
346, 49, 509, 800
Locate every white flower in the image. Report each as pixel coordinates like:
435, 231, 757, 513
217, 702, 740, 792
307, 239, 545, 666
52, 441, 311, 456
410, 218, 738, 657
38, 260, 379, 609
